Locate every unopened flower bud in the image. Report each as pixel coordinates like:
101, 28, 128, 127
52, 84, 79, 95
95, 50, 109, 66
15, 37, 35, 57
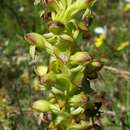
70, 52, 92, 64
24, 33, 46, 48
24, 33, 53, 52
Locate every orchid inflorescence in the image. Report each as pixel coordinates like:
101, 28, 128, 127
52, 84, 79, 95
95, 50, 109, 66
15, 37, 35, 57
24, 0, 103, 130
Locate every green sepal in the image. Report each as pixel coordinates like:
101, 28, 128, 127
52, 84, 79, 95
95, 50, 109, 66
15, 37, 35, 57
70, 52, 92, 65
32, 100, 51, 112
24, 32, 53, 53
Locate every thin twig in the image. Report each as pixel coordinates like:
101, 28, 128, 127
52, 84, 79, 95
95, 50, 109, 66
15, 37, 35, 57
103, 66, 130, 77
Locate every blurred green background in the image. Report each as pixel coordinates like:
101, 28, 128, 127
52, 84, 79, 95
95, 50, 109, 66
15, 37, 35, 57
0, 0, 130, 130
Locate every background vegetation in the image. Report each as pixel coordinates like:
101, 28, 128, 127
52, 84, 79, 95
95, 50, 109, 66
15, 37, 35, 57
0, 0, 130, 130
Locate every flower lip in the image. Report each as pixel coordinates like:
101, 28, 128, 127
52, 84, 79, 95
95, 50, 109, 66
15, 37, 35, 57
48, 21, 65, 28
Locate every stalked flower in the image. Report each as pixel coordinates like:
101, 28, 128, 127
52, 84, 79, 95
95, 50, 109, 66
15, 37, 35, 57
32, 100, 51, 112
48, 21, 65, 34
70, 52, 92, 64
